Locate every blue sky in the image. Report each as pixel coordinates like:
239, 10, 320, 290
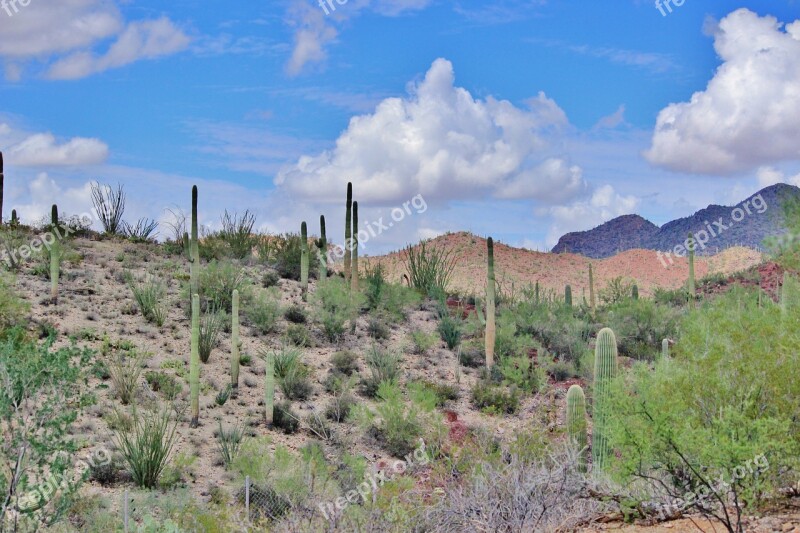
1, 0, 800, 253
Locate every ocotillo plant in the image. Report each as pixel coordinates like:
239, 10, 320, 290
485, 237, 496, 368
351, 201, 359, 294
687, 232, 696, 305
0, 151, 4, 224
632, 284, 639, 300
317, 215, 327, 279
300, 221, 309, 298
189, 186, 200, 299
344, 182, 353, 283
231, 289, 240, 395
592, 327, 618, 473
589, 264, 596, 310
565, 285, 572, 307
50, 205, 61, 304
265, 350, 275, 427
661, 338, 669, 359
566, 385, 588, 473
190, 293, 200, 427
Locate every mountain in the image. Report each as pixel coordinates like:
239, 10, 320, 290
551, 183, 799, 258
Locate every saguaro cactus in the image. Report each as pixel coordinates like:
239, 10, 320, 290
661, 338, 669, 360
589, 264, 596, 310
265, 350, 275, 427
351, 202, 359, 294
687, 232, 695, 305
50, 205, 61, 304
190, 293, 200, 428
565, 285, 572, 307
344, 182, 353, 283
535, 281, 540, 304
485, 237, 496, 368
300, 221, 309, 298
231, 289, 240, 395
190, 186, 200, 299
566, 385, 588, 473
592, 327, 618, 472
632, 284, 639, 300
317, 215, 327, 279
10, 209, 17, 226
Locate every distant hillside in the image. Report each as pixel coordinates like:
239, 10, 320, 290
551, 183, 798, 258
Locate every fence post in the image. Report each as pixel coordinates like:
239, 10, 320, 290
123, 490, 129, 532
245, 475, 251, 522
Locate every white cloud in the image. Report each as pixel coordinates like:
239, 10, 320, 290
7, 133, 109, 167
0, 1, 189, 80
47, 18, 191, 80
13, 173, 95, 224
646, 9, 800, 175
545, 185, 639, 247
756, 166, 800, 188
276, 58, 585, 205
285, 0, 432, 75
594, 105, 626, 130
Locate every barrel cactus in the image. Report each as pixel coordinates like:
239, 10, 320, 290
592, 327, 618, 472
566, 385, 588, 473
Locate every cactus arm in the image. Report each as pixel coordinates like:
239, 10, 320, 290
351, 202, 359, 294
344, 182, 352, 283
318, 215, 327, 279
475, 296, 486, 326
485, 237, 496, 368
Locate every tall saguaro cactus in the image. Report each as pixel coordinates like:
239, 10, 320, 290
317, 215, 327, 279
632, 284, 639, 300
589, 264, 596, 310
661, 338, 669, 360
687, 232, 695, 305
344, 182, 353, 283
190, 293, 201, 428
485, 237, 496, 368
300, 221, 309, 298
231, 289, 240, 395
10, 210, 17, 226
565, 285, 572, 307
566, 385, 588, 473
50, 205, 61, 304
190, 186, 200, 299
351, 201, 359, 294
592, 327, 618, 473
265, 351, 275, 427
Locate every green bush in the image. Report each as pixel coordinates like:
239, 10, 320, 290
409, 329, 438, 354
608, 288, 800, 530
217, 210, 256, 260
602, 298, 681, 360
113, 405, 180, 489
127, 274, 167, 327
285, 323, 312, 347
273, 401, 300, 434
354, 382, 431, 458
313, 278, 362, 343
283, 304, 307, 324
262, 269, 280, 288
145, 371, 182, 400
367, 316, 391, 340
196, 260, 251, 313
437, 315, 462, 350
471, 380, 520, 414
498, 355, 544, 394
247, 290, 280, 335
273, 233, 304, 281
331, 350, 359, 376
403, 240, 456, 297
199, 307, 224, 363
361, 345, 402, 397
415, 380, 459, 407
215, 420, 246, 469
0, 273, 29, 336
514, 299, 593, 363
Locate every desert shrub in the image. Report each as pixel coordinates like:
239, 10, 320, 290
106, 344, 146, 405
653, 286, 689, 307
262, 269, 280, 288
196, 260, 251, 312
279, 366, 313, 401
415, 380, 459, 407
215, 420, 246, 469
283, 304, 307, 324
403, 240, 456, 297
313, 277, 362, 343
269, 345, 303, 378
90, 182, 126, 235
123, 218, 159, 243
361, 345, 402, 397
0, 273, 29, 336
459, 343, 485, 368
127, 274, 167, 327
215, 384, 232, 406
331, 350, 359, 376
602, 298, 681, 360
514, 300, 593, 363
145, 371, 182, 400
437, 315, 462, 350
363, 261, 387, 310
471, 380, 520, 414
325, 377, 357, 423
273, 401, 300, 434
88, 455, 122, 486
409, 329, 438, 354
199, 307, 224, 363
607, 287, 800, 531
112, 404, 180, 489
246, 290, 280, 335
218, 210, 256, 260
599, 276, 635, 305
366, 316, 391, 340
285, 324, 312, 347
547, 361, 575, 382
273, 233, 304, 281
498, 356, 544, 394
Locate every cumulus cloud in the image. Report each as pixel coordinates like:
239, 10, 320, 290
7, 133, 109, 167
285, 0, 432, 75
645, 9, 800, 175
13, 174, 95, 224
545, 185, 639, 247
0, 1, 189, 80
276, 58, 584, 205
756, 166, 800, 188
